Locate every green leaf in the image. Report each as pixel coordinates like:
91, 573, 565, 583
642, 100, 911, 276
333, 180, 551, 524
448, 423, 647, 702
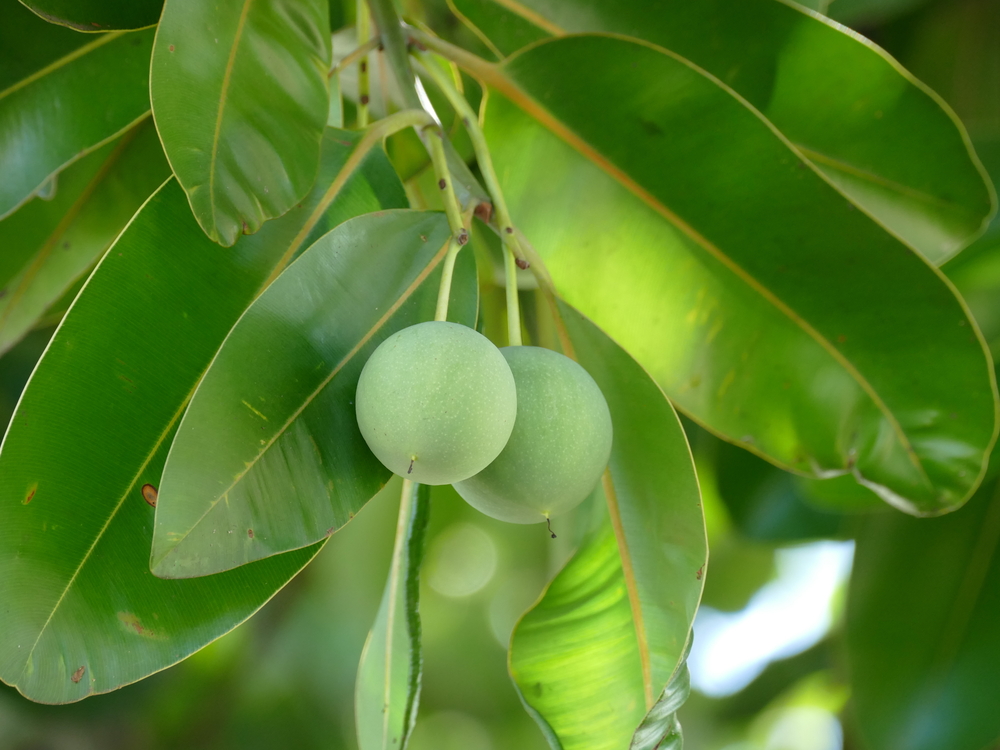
630, 655, 690, 750
0, 15, 154, 219
151, 210, 479, 578
19, 0, 164, 31
847, 470, 1000, 750
0, 119, 170, 356
0, 129, 407, 704
452, 0, 995, 263
477, 34, 996, 515
356, 479, 429, 750
509, 300, 705, 750
151, 0, 332, 246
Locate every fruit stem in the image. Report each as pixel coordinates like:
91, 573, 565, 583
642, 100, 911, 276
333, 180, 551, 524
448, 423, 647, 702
411, 53, 526, 344
355, 0, 372, 126
329, 35, 381, 79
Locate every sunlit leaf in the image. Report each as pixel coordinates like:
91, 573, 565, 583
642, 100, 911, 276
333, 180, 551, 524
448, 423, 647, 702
452, 0, 995, 263
509, 300, 705, 749
475, 33, 996, 515
151, 0, 331, 245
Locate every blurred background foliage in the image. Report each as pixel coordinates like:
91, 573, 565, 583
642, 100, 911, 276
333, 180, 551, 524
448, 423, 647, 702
2, 0, 1000, 748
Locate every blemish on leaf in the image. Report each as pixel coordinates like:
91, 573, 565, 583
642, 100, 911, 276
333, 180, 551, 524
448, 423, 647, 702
241, 400, 268, 421
837, 334, 847, 344
515, 258, 530, 270
141, 484, 158, 507
696, 566, 704, 580
168, 44, 175, 52
326, 527, 335, 537
360, 94, 370, 105
71, 666, 85, 683
23, 484, 37, 505
438, 178, 446, 190
118, 612, 161, 639
247, 529, 254, 539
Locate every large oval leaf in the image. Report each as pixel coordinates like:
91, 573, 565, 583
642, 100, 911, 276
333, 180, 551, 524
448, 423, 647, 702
0, 118, 170, 356
151, 0, 331, 246
151, 210, 479, 578
0, 129, 407, 704
509, 300, 705, 749
451, 0, 995, 264
475, 34, 997, 515
0, 11, 154, 219
847, 469, 1000, 750
19, 0, 163, 31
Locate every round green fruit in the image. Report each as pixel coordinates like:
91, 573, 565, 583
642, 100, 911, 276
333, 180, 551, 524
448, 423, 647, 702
454, 346, 613, 524
355, 321, 517, 485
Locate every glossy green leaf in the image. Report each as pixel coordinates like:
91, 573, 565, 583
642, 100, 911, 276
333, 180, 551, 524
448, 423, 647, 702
509, 300, 705, 750
847, 470, 1000, 750
356, 480, 429, 750
478, 34, 996, 515
0, 119, 169, 356
453, 0, 995, 263
0, 129, 407, 704
151, 0, 331, 246
151, 210, 479, 578
19, 0, 163, 31
630, 653, 690, 750
0, 0, 88, 89
0, 14, 153, 219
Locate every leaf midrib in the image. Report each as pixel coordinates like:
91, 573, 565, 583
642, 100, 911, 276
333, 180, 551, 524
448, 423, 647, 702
0, 119, 149, 342
0, 31, 121, 102
208, 0, 256, 235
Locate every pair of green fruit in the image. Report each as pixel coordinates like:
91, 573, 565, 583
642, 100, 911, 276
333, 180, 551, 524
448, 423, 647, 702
355, 321, 613, 524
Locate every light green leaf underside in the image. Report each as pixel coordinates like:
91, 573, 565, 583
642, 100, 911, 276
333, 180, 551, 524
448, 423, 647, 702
453, 0, 995, 265
481, 34, 996, 515
509, 301, 704, 750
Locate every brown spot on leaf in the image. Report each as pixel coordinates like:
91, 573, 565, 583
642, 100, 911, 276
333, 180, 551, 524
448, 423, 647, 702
437, 178, 446, 190
326, 527, 335, 537
141, 484, 158, 508
71, 666, 85, 683
23, 484, 37, 505
247, 529, 254, 539
515, 258, 530, 270
360, 94, 370, 105
168, 44, 175, 52
837, 334, 847, 344
696, 566, 704, 580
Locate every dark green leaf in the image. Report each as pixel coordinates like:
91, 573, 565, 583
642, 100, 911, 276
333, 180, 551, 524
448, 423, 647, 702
479, 34, 996, 514
453, 0, 995, 263
0, 119, 170, 356
0, 20, 153, 219
151, 0, 331, 245
356, 479, 429, 750
151, 210, 479, 577
509, 300, 705, 749
0, 130, 407, 704
19, 0, 163, 31
847, 471, 1000, 750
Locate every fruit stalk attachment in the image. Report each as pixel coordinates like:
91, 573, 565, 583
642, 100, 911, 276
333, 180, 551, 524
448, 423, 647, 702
412, 52, 525, 344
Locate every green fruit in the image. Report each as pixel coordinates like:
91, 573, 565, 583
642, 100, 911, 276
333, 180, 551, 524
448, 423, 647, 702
454, 346, 613, 524
355, 321, 517, 485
